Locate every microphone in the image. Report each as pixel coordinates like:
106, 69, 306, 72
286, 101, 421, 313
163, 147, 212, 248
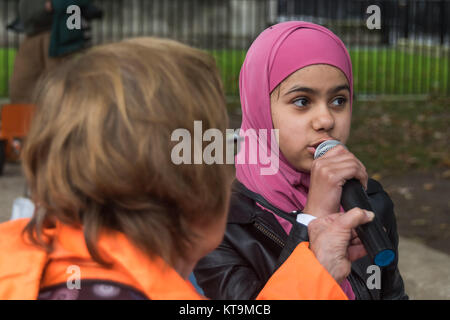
314, 140, 396, 267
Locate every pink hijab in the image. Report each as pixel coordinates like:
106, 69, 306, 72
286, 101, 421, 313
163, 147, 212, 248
236, 21, 355, 299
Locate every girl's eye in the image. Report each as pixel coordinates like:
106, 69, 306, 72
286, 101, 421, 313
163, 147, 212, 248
331, 97, 347, 106
293, 97, 309, 108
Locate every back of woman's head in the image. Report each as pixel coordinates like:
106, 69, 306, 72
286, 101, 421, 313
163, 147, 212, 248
22, 37, 233, 266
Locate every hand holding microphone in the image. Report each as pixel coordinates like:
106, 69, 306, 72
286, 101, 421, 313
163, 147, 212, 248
305, 140, 395, 267
303, 140, 368, 218
308, 207, 375, 284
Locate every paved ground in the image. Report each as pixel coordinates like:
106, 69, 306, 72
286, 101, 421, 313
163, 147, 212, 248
398, 238, 450, 299
0, 163, 26, 220
0, 162, 449, 299
379, 169, 450, 255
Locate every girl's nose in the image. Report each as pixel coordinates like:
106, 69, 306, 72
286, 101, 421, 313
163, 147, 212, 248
311, 104, 335, 132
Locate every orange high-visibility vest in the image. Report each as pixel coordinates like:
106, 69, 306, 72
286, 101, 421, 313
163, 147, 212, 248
0, 218, 347, 300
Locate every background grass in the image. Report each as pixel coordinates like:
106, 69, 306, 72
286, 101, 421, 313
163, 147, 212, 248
0, 48, 15, 98
350, 48, 450, 96
210, 47, 449, 98
347, 97, 450, 177
1, 47, 449, 99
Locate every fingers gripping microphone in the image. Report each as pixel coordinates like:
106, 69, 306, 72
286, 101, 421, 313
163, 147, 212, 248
314, 140, 396, 267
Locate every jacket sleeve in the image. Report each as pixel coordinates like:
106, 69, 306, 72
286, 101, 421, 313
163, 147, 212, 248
194, 221, 347, 300
194, 229, 266, 300
368, 179, 409, 300
194, 238, 346, 300
256, 242, 347, 300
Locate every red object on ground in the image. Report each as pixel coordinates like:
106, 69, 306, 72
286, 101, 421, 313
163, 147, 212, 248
0, 104, 35, 173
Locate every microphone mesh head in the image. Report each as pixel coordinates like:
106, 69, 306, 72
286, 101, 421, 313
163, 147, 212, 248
314, 140, 342, 159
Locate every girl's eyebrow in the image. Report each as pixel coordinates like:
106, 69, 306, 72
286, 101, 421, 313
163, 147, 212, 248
283, 84, 350, 96
328, 84, 350, 95
283, 86, 317, 96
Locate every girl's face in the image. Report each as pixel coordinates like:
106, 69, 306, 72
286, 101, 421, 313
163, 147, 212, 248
270, 64, 352, 172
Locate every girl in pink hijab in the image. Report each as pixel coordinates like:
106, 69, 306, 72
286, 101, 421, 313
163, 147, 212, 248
194, 21, 407, 300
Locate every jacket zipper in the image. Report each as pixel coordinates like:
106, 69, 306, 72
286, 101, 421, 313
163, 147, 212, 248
253, 221, 285, 248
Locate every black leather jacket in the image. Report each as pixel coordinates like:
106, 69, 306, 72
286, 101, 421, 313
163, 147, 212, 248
194, 179, 408, 300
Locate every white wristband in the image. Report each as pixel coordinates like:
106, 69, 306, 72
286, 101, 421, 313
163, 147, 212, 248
296, 213, 317, 226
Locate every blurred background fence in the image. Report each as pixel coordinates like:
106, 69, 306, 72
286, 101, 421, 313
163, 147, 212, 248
0, 0, 449, 99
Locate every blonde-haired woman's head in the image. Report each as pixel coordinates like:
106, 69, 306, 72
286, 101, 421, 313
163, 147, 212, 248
22, 37, 233, 270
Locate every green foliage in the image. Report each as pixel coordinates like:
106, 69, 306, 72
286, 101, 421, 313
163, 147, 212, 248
1, 47, 448, 99
208, 48, 449, 98
0, 49, 16, 98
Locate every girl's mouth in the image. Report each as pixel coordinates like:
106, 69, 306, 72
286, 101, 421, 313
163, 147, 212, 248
307, 146, 316, 156
307, 138, 334, 157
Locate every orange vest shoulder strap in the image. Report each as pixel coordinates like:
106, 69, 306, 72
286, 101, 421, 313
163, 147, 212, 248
257, 242, 348, 300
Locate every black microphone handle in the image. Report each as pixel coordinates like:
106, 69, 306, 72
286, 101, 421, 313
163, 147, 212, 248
341, 178, 396, 267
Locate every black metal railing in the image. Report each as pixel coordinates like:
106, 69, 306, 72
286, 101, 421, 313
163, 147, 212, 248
0, 0, 449, 98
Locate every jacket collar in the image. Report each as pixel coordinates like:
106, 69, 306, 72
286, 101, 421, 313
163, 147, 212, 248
0, 218, 202, 300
